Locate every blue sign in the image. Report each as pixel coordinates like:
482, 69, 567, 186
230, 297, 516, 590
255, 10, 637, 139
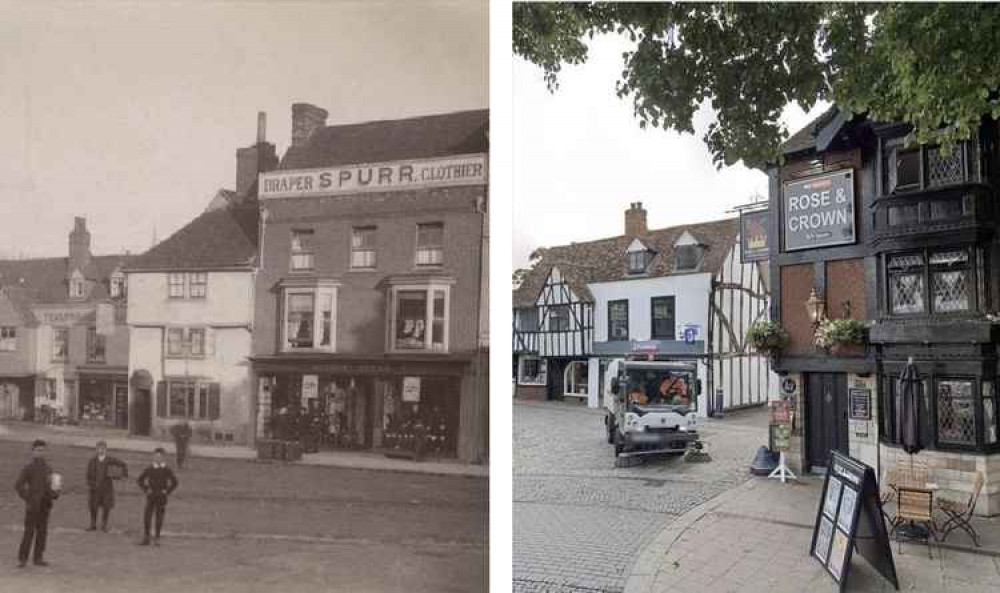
683, 328, 697, 344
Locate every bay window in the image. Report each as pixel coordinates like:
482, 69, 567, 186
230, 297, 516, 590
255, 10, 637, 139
887, 247, 976, 316
280, 280, 338, 352
387, 280, 452, 353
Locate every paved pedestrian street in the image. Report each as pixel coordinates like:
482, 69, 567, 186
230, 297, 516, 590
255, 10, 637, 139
0, 440, 487, 593
513, 400, 768, 593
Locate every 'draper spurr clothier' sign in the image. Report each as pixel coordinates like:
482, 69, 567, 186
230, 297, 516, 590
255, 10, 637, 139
258, 153, 487, 199
783, 169, 856, 251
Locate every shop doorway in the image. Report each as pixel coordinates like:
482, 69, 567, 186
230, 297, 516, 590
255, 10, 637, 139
133, 388, 151, 436
805, 372, 849, 471
114, 384, 129, 429
547, 359, 566, 400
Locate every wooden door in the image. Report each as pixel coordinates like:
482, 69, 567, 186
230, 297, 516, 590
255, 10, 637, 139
806, 373, 849, 470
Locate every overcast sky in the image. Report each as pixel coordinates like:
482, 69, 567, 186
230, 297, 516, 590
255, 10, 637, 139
513, 35, 827, 268
0, 0, 487, 259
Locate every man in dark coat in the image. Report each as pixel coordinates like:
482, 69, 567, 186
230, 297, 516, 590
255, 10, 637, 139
169, 422, 192, 470
136, 447, 178, 546
14, 439, 59, 567
85, 440, 128, 532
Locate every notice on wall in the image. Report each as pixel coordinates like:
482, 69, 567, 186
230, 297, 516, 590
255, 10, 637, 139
259, 153, 487, 199
783, 169, 856, 251
402, 376, 421, 402
301, 374, 318, 406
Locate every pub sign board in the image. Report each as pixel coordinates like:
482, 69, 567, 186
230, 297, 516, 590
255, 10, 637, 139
810, 451, 898, 592
739, 209, 769, 262
783, 169, 856, 251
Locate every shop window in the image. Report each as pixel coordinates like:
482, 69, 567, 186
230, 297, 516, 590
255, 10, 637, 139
87, 327, 106, 363
291, 229, 315, 271
351, 226, 377, 269
109, 273, 125, 299
415, 223, 444, 266
390, 286, 449, 352
188, 272, 207, 298
651, 296, 676, 340
548, 305, 570, 332
518, 356, 547, 385
52, 327, 69, 361
608, 300, 629, 340
168, 273, 185, 298
0, 326, 15, 352
564, 361, 588, 396
164, 381, 220, 420
937, 379, 977, 447
518, 308, 539, 332
282, 287, 337, 352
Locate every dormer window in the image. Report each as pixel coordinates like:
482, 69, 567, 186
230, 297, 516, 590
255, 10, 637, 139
674, 245, 702, 271
625, 238, 654, 274
109, 272, 125, 299
69, 270, 85, 299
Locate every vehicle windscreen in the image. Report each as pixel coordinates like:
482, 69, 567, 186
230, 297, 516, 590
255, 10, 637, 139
625, 369, 694, 408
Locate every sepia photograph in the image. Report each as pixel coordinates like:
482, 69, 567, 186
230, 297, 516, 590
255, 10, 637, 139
0, 1, 487, 591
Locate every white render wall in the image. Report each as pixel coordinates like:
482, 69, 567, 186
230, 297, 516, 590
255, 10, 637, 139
127, 271, 255, 326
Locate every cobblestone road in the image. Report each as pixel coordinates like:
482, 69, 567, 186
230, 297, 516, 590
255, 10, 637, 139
513, 400, 768, 593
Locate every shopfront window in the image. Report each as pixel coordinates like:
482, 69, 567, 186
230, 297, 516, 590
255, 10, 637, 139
87, 327, 106, 363
390, 285, 449, 352
164, 381, 220, 420
937, 379, 976, 446
281, 286, 337, 352
52, 327, 69, 361
564, 361, 588, 396
518, 356, 547, 385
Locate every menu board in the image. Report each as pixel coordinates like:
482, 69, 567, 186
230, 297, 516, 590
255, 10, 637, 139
810, 451, 899, 593
849, 387, 871, 420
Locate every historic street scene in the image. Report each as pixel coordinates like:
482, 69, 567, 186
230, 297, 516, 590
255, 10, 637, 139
0, 2, 487, 591
513, 4, 1000, 593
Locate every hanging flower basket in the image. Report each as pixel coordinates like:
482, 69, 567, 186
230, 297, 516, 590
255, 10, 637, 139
814, 318, 867, 354
747, 321, 789, 360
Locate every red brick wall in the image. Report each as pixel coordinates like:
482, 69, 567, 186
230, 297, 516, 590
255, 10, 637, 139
515, 385, 546, 401
826, 258, 866, 320
780, 264, 814, 356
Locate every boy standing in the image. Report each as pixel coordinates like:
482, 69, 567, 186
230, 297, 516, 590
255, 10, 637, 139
136, 448, 178, 546
14, 439, 60, 567
85, 440, 128, 531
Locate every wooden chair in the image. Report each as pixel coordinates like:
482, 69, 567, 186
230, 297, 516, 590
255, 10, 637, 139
880, 468, 901, 529
937, 471, 984, 547
896, 487, 937, 558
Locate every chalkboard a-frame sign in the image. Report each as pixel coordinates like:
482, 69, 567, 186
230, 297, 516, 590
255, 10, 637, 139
810, 451, 899, 591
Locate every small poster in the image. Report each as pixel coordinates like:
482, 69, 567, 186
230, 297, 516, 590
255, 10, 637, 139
813, 517, 834, 564
402, 376, 421, 402
773, 425, 791, 452
827, 530, 850, 580
823, 477, 843, 520
849, 388, 871, 420
302, 374, 319, 405
837, 487, 858, 533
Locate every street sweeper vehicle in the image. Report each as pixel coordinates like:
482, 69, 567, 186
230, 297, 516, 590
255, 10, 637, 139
603, 358, 703, 464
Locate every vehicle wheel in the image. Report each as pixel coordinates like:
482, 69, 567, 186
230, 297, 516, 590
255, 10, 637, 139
606, 418, 616, 444
613, 431, 624, 457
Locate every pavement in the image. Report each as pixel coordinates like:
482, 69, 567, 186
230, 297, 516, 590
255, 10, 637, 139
626, 464, 1000, 593
513, 399, 768, 593
0, 420, 487, 478
0, 439, 486, 592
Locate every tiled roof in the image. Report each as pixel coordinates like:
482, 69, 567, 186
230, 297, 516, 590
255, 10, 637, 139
125, 203, 258, 272
0, 286, 37, 324
280, 109, 489, 170
0, 254, 132, 305
779, 106, 840, 156
513, 218, 740, 307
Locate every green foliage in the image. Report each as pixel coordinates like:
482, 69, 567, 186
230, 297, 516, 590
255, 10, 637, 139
513, 2, 1000, 169
746, 320, 789, 354
813, 318, 867, 350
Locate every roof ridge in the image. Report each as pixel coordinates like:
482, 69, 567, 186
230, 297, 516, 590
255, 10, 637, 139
321, 108, 488, 131
537, 216, 737, 253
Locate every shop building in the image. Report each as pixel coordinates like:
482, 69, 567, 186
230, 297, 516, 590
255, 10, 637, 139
514, 203, 776, 415
768, 108, 1000, 515
0, 218, 131, 424
124, 115, 275, 443
250, 104, 489, 463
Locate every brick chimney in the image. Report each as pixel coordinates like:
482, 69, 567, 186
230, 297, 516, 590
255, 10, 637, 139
291, 102, 328, 148
68, 216, 91, 272
625, 202, 648, 237
235, 112, 279, 198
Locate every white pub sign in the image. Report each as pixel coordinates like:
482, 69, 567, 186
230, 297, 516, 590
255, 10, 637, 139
259, 153, 487, 199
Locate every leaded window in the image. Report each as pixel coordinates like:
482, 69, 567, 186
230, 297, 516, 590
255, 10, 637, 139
937, 379, 976, 446
888, 254, 925, 315
927, 146, 965, 188
930, 250, 970, 312
881, 137, 978, 195
887, 248, 975, 316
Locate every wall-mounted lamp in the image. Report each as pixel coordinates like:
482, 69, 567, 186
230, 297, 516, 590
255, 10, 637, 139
805, 288, 827, 327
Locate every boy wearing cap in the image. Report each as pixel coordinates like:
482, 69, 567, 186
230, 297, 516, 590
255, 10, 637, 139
136, 448, 178, 546
14, 439, 59, 567
85, 440, 128, 532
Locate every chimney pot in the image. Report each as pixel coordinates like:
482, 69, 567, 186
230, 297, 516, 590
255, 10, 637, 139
625, 202, 648, 237
256, 112, 267, 144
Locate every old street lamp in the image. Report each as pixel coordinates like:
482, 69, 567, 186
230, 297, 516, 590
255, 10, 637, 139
805, 288, 826, 326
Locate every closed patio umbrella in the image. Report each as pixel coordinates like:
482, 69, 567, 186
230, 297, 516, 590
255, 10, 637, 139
897, 357, 922, 473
